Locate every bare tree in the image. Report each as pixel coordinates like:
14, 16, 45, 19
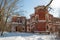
0, 0, 21, 36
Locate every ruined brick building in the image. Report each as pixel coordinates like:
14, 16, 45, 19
11, 15, 26, 32
11, 6, 60, 34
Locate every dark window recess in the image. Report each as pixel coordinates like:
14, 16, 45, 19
20, 20, 22, 23
23, 28, 24, 30
47, 26, 48, 29
0, 18, 1, 21
29, 29, 30, 31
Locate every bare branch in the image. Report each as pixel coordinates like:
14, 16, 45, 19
0, 0, 21, 36
44, 0, 53, 9
46, 0, 53, 7
0, 0, 3, 9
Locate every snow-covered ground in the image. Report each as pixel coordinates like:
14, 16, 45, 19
0, 32, 56, 40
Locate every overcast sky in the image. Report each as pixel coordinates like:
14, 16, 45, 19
15, 0, 60, 18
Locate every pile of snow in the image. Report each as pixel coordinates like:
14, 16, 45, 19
0, 32, 56, 40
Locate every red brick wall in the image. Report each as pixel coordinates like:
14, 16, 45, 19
39, 14, 46, 20
34, 6, 48, 31
36, 22, 46, 31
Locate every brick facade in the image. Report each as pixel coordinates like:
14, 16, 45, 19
53, 17, 60, 33
11, 16, 26, 32
34, 6, 48, 32
11, 6, 60, 34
